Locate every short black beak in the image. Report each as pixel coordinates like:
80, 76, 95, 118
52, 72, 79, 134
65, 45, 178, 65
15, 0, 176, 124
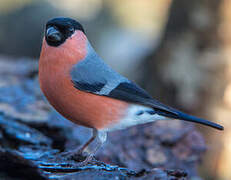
46, 27, 62, 42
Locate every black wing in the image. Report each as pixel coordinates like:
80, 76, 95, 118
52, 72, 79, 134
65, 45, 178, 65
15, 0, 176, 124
108, 82, 178, 114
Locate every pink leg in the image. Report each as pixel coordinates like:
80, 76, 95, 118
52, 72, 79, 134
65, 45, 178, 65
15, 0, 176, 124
64, 128, 107, 163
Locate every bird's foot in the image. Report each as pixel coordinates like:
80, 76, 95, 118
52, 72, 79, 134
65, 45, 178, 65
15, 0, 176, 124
55, 150, 94, 166
38, 151, 95, 171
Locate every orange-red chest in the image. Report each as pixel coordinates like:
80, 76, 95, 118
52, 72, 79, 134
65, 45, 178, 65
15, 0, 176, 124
39, 33, 128, 129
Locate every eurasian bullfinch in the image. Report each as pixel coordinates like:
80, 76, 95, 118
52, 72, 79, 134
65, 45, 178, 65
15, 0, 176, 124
39, 17, 223, 162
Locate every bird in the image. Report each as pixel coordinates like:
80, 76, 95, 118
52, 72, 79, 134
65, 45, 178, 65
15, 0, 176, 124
39, 17, 223, 162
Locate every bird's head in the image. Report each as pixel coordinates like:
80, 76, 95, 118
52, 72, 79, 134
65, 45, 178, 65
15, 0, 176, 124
40, 17, 88, 65
45, 17, 85, 47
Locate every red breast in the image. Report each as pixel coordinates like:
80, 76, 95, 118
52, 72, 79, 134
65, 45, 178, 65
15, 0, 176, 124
39, 31, 128, 129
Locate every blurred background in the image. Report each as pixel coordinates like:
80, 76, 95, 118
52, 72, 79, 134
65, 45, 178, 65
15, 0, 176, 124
0, 0, 230, 179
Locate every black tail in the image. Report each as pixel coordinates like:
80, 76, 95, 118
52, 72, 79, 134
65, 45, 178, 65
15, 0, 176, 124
155, 109, 224, 130
177, 112, 223, 130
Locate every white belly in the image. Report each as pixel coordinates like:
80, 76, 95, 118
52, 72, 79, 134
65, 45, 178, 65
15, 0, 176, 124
105, 104, 167, 131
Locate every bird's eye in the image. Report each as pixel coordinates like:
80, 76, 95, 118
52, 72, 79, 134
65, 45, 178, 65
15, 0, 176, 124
69, 27, 74, 33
